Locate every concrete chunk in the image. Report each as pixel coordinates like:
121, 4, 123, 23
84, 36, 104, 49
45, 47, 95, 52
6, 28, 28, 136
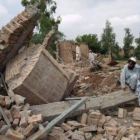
24, 122, 38, 137
6, 129, 26, 140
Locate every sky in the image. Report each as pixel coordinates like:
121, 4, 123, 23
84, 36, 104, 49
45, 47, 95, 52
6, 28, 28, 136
0, 0, 140, 47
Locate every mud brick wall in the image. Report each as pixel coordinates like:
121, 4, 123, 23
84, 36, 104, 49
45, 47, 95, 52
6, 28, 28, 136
58, 41, 89, 63
72, 43, 89, 59
79, 43, 89, 58
58, 41, 74, 63
5, 44, 70, 105
0, 5, 40, 72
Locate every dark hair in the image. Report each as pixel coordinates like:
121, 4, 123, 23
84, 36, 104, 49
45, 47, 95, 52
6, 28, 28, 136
128, 59, 136, 65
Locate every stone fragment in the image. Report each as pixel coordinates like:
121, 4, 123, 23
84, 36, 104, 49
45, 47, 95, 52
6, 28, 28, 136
79, 126, 97, 132
104, 126, 118, 136
27, 129, 47, 140
28, 114, 43, 124
6, 129, 25, 140
118, 108, 127, 118
13, 119, 20, 128
85, 133, 92, 140
115, 126, 127, 140
24, 122, 38, 137
65, 130, 73, 138
61, 123, 72, 131
80, 113, 88, 124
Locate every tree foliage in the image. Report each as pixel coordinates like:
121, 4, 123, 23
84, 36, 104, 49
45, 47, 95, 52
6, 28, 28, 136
123, 28, 134, 58
135, 34, 140, 59
100, 20, 122, 59
76, 34, 101, 53
100, 20, 117, 57
21, 0, 65, 48
113, 42, 121, 56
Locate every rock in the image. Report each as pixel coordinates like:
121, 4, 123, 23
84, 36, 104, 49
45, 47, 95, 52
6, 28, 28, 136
28, 114, 43, 124
65, 130, 73, 138
67, 121, 81, 127
6, 129, 26, 140
80, 113, 88, 124
118, 108, 127, 118
61, 123, 72, 131
72, 131, 85, 140
133, 108, 140, 121
79, 126, 97, 132
115, 126, 127, 140
104, 126, 118, 136
85, 132, 92, 140
89, 112, 102, 119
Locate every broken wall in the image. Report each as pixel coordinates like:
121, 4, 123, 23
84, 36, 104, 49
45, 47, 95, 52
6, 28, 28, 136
5, 28, 78, 105
58, 41, 89, 63
5, 44, 70, 105
79, 43, 89, 58
0, 5, 40, 72
57, 41, 74, 63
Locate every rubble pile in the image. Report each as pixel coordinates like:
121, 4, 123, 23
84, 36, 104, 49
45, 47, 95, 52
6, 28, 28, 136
48, 109, 140, 140
4, 31, 78, 105
0, 90, 48, 140
0, 2, 139, 140
61, 64, 122, 97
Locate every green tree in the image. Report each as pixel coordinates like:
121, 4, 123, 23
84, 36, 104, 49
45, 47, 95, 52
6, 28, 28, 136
100, 20, 116, 57
135, 34, 140, 59
114, 42, 121, 56
21, 0, 65, 54
123, 28, 134, 58
76, 34, 101, 53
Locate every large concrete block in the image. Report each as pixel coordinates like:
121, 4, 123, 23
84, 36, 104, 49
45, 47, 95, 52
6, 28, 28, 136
5, 45, 70, 105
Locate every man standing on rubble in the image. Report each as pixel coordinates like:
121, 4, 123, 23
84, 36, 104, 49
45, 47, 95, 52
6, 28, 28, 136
88, 50, 97, 67
76, 43, 81, 61
120, 57, 140, 105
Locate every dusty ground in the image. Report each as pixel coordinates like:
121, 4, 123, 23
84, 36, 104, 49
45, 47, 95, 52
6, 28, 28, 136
62, 60, 126, 98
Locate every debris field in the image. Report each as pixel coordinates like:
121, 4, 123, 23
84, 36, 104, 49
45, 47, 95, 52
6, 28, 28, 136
0, 3, 139, 140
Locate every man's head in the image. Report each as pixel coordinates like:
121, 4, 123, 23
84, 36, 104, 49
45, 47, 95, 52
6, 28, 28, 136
128, 57, 137, 70
89, 50, 92, 53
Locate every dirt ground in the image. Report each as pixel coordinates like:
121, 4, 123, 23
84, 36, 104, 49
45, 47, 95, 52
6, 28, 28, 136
62, 60, 126, 98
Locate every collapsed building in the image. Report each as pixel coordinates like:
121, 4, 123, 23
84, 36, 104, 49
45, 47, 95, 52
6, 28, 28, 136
0, 3, 139, 140
0, 6, 78, 105
57, 41, 89, 63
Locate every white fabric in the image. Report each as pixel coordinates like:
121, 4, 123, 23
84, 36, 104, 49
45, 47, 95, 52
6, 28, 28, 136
121, 64, 140, 105
120, 64, 140, 88
76, 46, 81, 61
89, 52, 97, 66
136, 80, 140, 105
130, 57, 137, 62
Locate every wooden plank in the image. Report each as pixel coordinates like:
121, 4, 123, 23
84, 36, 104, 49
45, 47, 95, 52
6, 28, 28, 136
45, 97, 88, 133
0, 106, 11, 127
31, 90, 137, 121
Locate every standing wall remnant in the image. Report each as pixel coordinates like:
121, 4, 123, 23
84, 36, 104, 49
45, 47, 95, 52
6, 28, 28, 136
0, 5, 40, 72
57, 41, 74, 63
57, 41, 89, 63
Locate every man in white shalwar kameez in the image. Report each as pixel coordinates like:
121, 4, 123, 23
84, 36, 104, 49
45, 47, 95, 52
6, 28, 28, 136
76, 44, 81, 61
120, 57, 140, 105
89, 50, 97, 66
